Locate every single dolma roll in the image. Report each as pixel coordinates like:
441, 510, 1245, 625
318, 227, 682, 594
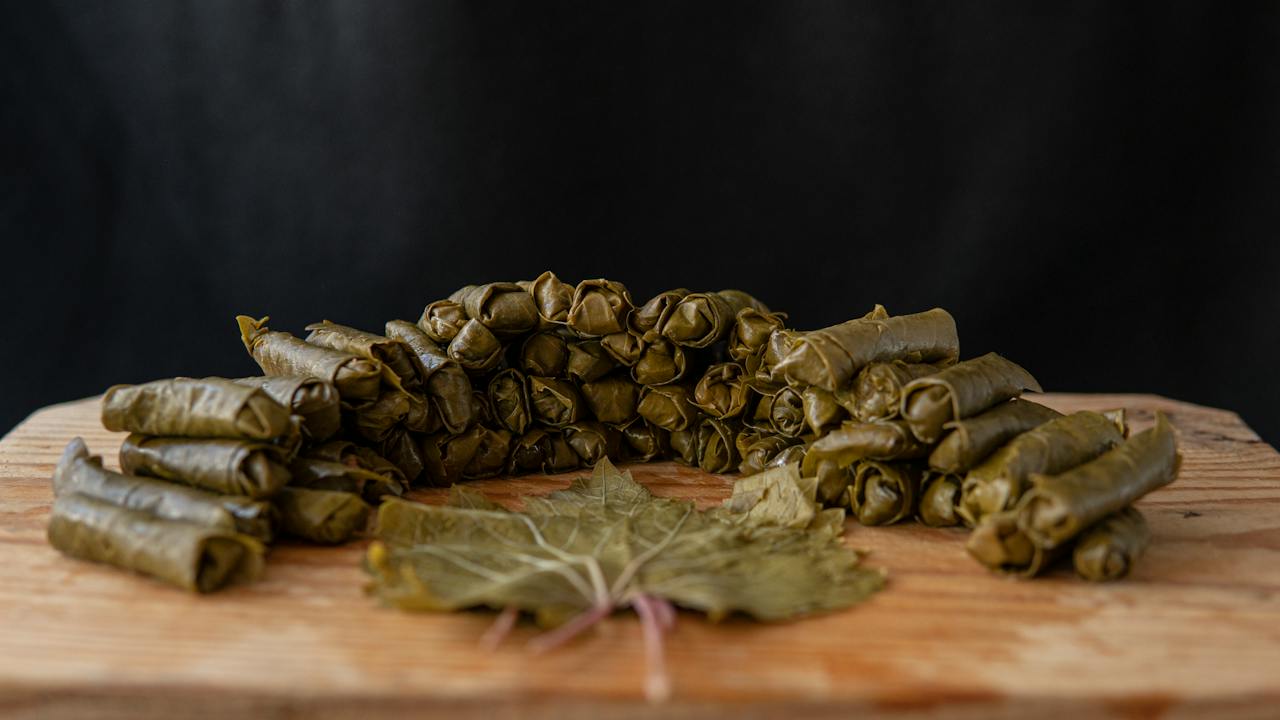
774, 306, 959, 392
488, 368, 532, 434
1072, 507, 1151, 582
1019, 413, 1179, 549
384, 320, 478, 434
528, 376, 585, 427
381, 427, 426, 484
447, 319, 505, 373
629, 288, 690, 339
274, 487, 371, 544
449, 282, 540, 336
696, 418, 740, 473
119, 434, 291, 499
631, 337, 689, 385
759, 328, 801, 380
618, 417, 670, 462
800, 420, 930, 476
669, 428, 698, 465
528, 271, 574, 326
420, 428, 484, 485
470, 389, 496, 427
637, 383, 701, 432
233, 375, 341, 442
900, 352, 1042, 444
301, 440, 408, 491
918, 471, 964, 527
509, 428, 556, 473
461, 426, 513, 479
600, 331, 644, 367
48, 493, 264, 593
929, 399, 1062, 474
662, 289, 769, 348
102, 376, 294, 441
850, 361, 944, 423
965, 509, 1059, 577
289, 457, 404, 503
237, 316, 382, 403
400, 391, 440, 434
765, 443, 808, 471
55, 438, 275, 542
418, 298, 468, 343
519, 330, 570, 377
693, 362, 751, 419
304, 320, 422, 391
746, 383, 806, 438
564, 422, 623, 465
580, 373, 640, 424
958, 410, 1127, 527
728, 308, 788, 365
802, 386, 847, 436
851, 461, 925, 526
814, 458, 854, 507
565, 340, 618, 383
348, 390, 411, 443
567, 278, 633, 336
736, 433, 803, 476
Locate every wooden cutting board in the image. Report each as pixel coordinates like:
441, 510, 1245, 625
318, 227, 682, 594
0, 394, 1277, 719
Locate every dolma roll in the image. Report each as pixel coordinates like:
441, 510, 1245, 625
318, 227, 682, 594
400, 391, 440, 434
48, 493, 264, 593
849, 361, 943, 423
470, 389, 496, 427
119, 434, 291, 499
637, 384, 701, 432
693, 362, 751, 419
289, 457, 404, 503
381, 427, 426, 484
1018, 413, 1179, 549
918, 471, 964, 527
758, 328, 801, 381
348, 390, 412, 443
237, 316, 382, 403
447, 318, 505, 373
802, 386, 847, 436
618, 417, 670, 463
1072, 507, 1151, 582
928, 399, 1062, 475
518, 330, 570, 377
747, 383, 806, 438
774, 306, 959, 391
528, 270, 574, 326
814, 458, 854, 508
728, 308, 788, 366
528, 376, 585, 428
461, 426, 514, 479
580, 373, 640, 424
765, 443, 808, 471
851, 461, 925, 526
54, 438, 275, 542
629, 288, 690, 339
662, 289, 769, 348
601, 331, 645, 367
449, 282, 540, 336
900, 352, 1042, 444
696, 418, 740, 473
965, 510, 1059, 577
564, 422, 623, 465
958, 410, 1127, 527
800, 420, 929, 476
301, 440, 408, 491
384, 320, 478, 434
102, 376, 294, 441
737, 434, 798, 476
509, 428, 556, 473
418, 298, 468, 343
274, 487, 371, 545
488, 368, 532, 434
669, 428, 698, 466
632, 337, 689, 386
567, 278, 633, 336
565, 340, 618, 383
233, 375, 342, 442
420, 429, 484, 485
303, 320, 422, 391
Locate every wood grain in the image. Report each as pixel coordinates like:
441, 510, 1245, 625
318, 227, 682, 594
1, 394, 1278, 719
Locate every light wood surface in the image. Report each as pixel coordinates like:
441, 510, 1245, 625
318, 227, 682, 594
1, 394, 1278, 719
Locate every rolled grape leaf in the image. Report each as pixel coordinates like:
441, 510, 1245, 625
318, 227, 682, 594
400, 391, 440, 434
449, 282, 540, 336
1018, 413, 1179, 549
470, 390, 496, 427
965, 509, 1060, 578
801, 386, 847, 436
529, 376, 585, 428
462, 426, 514, 480
669, 428, 698, 465
631, 337, 689, 386
599, 331, 643, 367
729, 308, 788, 366
233, 375, 341, 442
618, 417, 670, 463
814, 458, 854, 508
629, 288, 690, 339
637, 384, 701, 432
736, 434, 799, 476
102, 376, 294, 441
237, 315, 382, 403
580, 373, 641, 425
958, 410, 1127, 527
849, 361, 943, 423
289, 457, 404, 503
800, 420, 929, 476
304, 320, 422, 391
567, 278, 633, 336
528, 271, 574, 326
900, 352, 1042, 443
696, 418, 741, 473
54, 438, 276, 541
385, 320, 478, 434
274, 487, 371, 545
850, 461, 924, 526
488, 368, 532, 434
48, 492, 264, 593
509, 428, 556, 474
348, 390, 411, 443
418, 299, 468, 343
745, 382, 806, 438
662, 290, 769, 348
566, 340, 618, 383
693, 362, 751, 419
564, 421, 624, 465
918, 471, 963, 527
119, 434, 291, 499
447, 319, 505, 373
928, 399, 1062, 474
758, 328, 801, 381
1072, 507, 1151, 582
420, 428, 484, 486
519, 330, 570, 377
301, 439, 408, 491
774, 307, 959, 391
381, 427, 426, 484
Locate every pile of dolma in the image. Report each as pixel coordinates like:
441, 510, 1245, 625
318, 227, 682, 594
46, 273, 1181, 594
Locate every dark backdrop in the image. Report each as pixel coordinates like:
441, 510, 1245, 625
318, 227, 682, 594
4, 2, 1279, 442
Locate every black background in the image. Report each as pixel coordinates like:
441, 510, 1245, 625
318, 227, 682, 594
4, 2, 1278, 442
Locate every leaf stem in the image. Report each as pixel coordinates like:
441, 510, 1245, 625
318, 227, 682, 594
526, 602, 612, 655
632, 594, 672, 703
479, 606, 519, 651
